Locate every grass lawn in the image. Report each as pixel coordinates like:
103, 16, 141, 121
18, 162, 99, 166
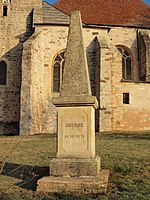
0, 132, 150, 200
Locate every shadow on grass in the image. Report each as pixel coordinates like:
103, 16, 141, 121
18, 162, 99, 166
98, 132, 150, 140
1, 162, 49, 191
1, 163, 108, 199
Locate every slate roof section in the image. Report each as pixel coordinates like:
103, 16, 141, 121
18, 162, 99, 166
42, 1, 70, 24
54, 0, 150, 27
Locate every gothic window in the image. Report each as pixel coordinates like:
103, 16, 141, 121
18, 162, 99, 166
53, 50, 65, 92
117, 46, 133, 81
0, 61, 7, 85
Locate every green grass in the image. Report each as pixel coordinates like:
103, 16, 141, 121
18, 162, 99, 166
0, 132, 150, 200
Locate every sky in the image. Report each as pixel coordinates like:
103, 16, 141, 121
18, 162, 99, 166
144, 0, 150, 5
46, 0, 150, 6
45, 0, 57, 4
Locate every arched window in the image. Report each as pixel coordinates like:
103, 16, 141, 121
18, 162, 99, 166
53, 50, 65, 92
117, 46, 133, 81
0, 61, 7, 85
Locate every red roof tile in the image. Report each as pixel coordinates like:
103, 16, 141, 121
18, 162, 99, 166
54, 0, 150, 27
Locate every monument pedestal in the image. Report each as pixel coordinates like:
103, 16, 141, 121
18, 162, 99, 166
55, 96, 98, 159
37, 96, 109, 194
37, 169, 109, 194
37, 11, 109, 194
50, 157, 100, 177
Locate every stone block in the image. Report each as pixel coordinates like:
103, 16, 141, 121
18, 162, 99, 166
52, 95, 98, 109
50, 156, 100, 177
56, 106, 96, 159
37, 169, 109, 194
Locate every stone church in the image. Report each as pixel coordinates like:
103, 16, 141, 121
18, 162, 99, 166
0, 0, 150, 135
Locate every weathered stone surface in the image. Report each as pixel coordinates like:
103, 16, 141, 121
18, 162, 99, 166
50, 157, 100, 177
60, 10, 91, 96
139, 31, 150, 82
37, 10, 109, 195
20, 32, 44, 135
51, 10, 99, 161
0, 0, 43, 135
37, 169, 109, 194
52, 95, 98, 109
56, 106, 96, 159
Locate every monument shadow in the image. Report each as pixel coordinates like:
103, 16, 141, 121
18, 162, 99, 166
1, 162, 49, 191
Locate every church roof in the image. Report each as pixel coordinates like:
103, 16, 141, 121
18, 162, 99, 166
54, 0, 150, 27
42, 1, 70, 24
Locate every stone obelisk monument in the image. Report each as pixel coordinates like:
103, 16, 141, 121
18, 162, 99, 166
37, 10, 109, 194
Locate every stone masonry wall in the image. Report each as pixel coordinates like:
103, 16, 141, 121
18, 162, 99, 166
20, 26, 109, 135
1, 6, 150, 135
37, 26, 69, 134
87, 37, 100, 131
40, 27, 109, 134
40, 26, 69, 134
109, 28, 150, 132
0, 0, 42, 135
20, 31, 44, 135
140, 31, 150, 82
139, 31, 146, 81
20, 26, 69, 135
21, 25, 150, 134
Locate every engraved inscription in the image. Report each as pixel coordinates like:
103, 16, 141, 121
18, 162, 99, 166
65, 123, 83, 128
65, 134, 84, 139
60, 109, 88, 155
64, 123, 84, 140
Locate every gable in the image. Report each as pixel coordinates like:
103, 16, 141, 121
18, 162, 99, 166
42, 1, 70, 24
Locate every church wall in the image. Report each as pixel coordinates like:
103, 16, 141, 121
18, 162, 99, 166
141, 31, 150, 81
83, 28, 110, 132
75, 26, 150, 133
20, 31, 44, 135
139, 32, 146, 81
20, 26, 69, 135
111, 82, 150, 131
1, 2, 150, 135
23, 26, 109, 134
0, 0, 42, 135
109, 28, 150, 132
99, 48, 112, 132
40, 26, 69, 134
40, 26, 110, 134
28, 25, 150, 134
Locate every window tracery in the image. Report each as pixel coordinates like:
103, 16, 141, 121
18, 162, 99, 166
117, 46, 133, 81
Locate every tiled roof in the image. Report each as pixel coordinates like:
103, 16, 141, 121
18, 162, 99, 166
54, 0, 150, 27
42, 1, 70, 24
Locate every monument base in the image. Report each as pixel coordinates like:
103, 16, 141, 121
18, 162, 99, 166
50, 156, 100, 177
37, 169, 109, 194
